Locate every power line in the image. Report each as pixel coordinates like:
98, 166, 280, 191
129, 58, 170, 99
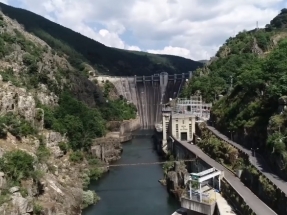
100, 159, 196, 167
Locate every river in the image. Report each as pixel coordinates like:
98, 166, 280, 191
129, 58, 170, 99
82, 130, 180, 215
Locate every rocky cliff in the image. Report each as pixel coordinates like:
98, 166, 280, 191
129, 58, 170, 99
0, 12, 136, 215
165, 161, 189, 200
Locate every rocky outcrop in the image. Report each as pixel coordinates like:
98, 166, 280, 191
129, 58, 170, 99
278, 96, 287, 113
166, 161, 189, 199
0, 186, 34, 215
43, 131, 67, 158
120, 117, 140, 135
0, 172, 6, 189
91, 132, 123, 163
11, 188, 33, 215
106, 117, 140, 143
36, 84, 59, 106
0, 82, 35, 121
0, 81, 58, 131
91, 118, 140, 162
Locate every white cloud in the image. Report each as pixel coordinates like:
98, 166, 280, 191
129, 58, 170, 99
1, 0, 285, 60
127, 46, 141, 51
148, 46, 192, 59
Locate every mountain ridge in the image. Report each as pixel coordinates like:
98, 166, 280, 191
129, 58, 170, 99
0, 2, 203, 76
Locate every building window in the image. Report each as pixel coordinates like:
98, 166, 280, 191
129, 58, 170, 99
182, 120, 185, 124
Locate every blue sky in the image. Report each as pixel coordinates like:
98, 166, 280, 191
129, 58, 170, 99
1, 0, 286, 60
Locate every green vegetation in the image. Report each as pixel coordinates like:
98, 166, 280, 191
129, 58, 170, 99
0, 5, 142, 213
269, 8, 287, 29
37, 89, 136, 151
162, 155, 176, 181
0, 113, 36, 139
0, 2, 202, 76
197, 127, 286, 214
0, 150, 35, 183
39, 93, 103, 150
182, 9, 287, 178
33, 203, 43, 215
198, 138, 242, 170
182, 10, 287, 214
0, 10, 137, 212
82, 190, 100, 209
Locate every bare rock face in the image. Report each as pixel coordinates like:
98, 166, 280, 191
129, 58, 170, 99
0, 148, 4, 158
44, 131, 67, 158
9, 187, 33, 215
11, 194, 33, 214
278, 96, 287, 113
252, 38, 264, 55
0, 83, 35, 121
166, 161, 189, 199
0, 172, 6, 189
9, 186, 20, 193
36, 175, 83, 215
37, 84, 59, 106
91, 133, 123, 163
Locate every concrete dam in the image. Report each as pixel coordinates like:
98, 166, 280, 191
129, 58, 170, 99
95, 72, 192, 129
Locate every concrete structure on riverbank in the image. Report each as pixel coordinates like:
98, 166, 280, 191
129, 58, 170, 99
157, 96, 210, 153
181, 168, 222, 215
155, 98, 239, 215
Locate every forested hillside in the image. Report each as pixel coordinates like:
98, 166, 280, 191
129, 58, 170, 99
0, 11, 137, 214
182, 9, 287, 178
0, 2, 202, 76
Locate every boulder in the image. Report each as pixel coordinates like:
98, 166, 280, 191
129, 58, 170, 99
0, 172, 7, 189
9, 186, 20, 194
12, 196, 33, 214
44, 131, 67, 158
278, 96, 287, 105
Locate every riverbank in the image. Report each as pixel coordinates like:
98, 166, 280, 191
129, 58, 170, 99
83, 130, 180, 215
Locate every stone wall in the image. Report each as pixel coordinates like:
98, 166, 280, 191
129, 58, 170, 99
91, 118, 140, 163
91, 132, 123, 163
106, 117, 140, 143
119, 117, 140, 143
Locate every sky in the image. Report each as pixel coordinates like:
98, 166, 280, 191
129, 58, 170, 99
0, 0, 286, 60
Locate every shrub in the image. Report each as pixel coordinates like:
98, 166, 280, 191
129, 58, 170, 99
0, 113, 36, 139
33, 203, 43, 215
0, 150, 34, 183
82, 190, 100, 208
58, 142, 69, 154
36, 144, 51, 163
69, 151, 83, 162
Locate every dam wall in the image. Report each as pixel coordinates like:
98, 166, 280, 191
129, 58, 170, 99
94, 72, 193, 129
